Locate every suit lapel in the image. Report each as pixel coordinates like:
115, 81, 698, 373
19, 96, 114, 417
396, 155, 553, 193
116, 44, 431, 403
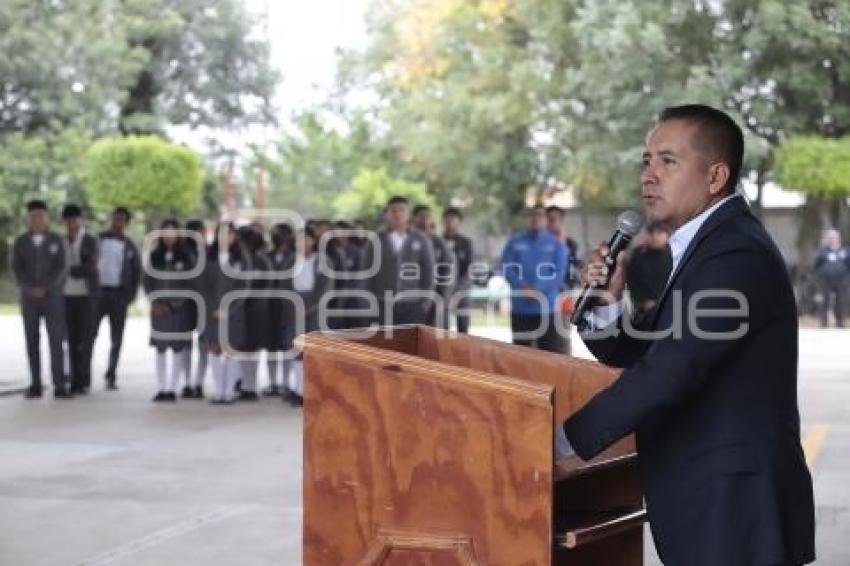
648, 195, 751, 329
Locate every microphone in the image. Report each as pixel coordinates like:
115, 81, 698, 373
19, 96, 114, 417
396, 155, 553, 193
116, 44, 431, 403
570, 210, 642, 329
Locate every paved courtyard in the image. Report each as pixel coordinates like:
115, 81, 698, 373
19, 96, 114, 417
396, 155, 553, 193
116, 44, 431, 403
0, 315, 847, 565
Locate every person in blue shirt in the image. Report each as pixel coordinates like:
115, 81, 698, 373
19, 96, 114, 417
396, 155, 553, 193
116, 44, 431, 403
500, 204, 569, 352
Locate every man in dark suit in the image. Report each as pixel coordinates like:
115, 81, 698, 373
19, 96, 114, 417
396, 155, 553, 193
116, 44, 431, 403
360, 196, 435, 326
62, 204, 100, 395
563, 105, 815, 566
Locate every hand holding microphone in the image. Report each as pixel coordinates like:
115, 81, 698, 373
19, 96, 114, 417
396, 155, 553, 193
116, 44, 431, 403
570, 210, 642, 328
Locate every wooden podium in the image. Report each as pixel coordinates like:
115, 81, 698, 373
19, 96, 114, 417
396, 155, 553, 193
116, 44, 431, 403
302, 325, 646, 565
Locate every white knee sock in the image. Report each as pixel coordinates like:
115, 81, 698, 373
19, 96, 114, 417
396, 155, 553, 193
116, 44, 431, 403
155, 350, 167, 392
194, 346, 208, 388
292, 360, 304, 397
183, 347, 193, 387
241, 358, 259, 392
170, 350, 189, 393
224, 357, 240, 401
210, 354, 224, 401
266, 358, 279, 388
282, 358, 294, 392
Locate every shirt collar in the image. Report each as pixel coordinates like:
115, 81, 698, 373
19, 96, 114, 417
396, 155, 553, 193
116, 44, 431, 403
668, 193, 738, 273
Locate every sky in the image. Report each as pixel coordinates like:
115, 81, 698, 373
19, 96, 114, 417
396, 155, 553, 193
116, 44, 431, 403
171, 1, 371, 156
247, 0, 371, 112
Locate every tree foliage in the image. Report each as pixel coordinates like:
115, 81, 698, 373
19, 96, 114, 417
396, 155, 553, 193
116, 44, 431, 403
85, 136, 205, 215
775, 136, 850, 197
333, 168, 439, 226
119, 0, 279, 134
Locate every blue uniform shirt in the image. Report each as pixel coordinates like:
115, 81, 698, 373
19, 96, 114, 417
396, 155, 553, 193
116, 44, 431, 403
500, 229, 568, 315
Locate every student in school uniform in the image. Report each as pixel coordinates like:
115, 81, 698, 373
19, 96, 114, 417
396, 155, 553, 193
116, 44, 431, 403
62, 204, 100, 395
200, 224, 251, 405
12, 200, 71, 399
235, 225, 270, 402
263, 223, 297, 400
143, 219, 195, 402
96, 207, 141, 390
181, 219, 208, 398
282, 226, 332, 406
359, 196, 436, 326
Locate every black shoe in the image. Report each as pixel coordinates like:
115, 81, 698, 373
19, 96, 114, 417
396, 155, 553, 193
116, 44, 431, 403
165, 392, 177, 402
152, 391, 168, 402
193, 386, 204, 399
289, 394, 303, 407
105, 378, 118, 391
24, 386, 42, 399
238, 391, 259, 402
262, 385, 281, 397
180, 386, 194, 399
70, 384, 89, 395
54, 386, 74, 399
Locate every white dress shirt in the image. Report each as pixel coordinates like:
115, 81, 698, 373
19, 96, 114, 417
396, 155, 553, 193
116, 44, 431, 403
99, 237, 126, 287
389, 231, 407, 254
588, 194, 741, 329
294, 254, 317, 292
64, 228, 88, 297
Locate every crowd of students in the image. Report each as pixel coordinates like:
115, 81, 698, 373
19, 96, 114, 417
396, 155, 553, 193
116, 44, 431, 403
10, 197, 477, 405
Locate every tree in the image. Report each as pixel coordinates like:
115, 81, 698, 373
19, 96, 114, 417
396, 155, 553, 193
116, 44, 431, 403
119, 0, 279, 134
0, 126, 93, 269
264, 111, 385, 216
775, 135, 850, 235
0, 0, 141, 135
84, 136, 205, 218
708, 0, 850, 247
333, 168, 439, 227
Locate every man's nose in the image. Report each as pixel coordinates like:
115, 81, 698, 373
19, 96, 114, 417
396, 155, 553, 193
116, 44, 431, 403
640, 165, 658, 187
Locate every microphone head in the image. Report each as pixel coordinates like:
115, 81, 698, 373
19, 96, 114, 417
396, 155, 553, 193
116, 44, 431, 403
616, 210, 642, 237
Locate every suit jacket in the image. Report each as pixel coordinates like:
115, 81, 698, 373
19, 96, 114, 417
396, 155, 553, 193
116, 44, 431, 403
444, 233, 473, 290
67, 231, 100, 295
360, 228, 436, 322
564, 196, 815, 566
11, 231, 68, 297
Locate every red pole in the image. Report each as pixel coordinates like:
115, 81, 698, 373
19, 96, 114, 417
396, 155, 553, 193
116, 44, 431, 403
225, 158, 235, 212
256, 166, 266, 223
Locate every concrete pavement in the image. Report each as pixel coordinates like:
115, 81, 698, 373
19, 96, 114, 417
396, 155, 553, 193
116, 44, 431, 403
0, 315, 847, 565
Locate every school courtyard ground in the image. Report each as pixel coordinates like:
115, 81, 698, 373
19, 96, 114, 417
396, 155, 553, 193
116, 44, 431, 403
0, 315, 847, 565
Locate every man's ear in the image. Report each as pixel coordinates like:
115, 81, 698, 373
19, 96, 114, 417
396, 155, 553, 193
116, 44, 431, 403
708, 162, 731, 196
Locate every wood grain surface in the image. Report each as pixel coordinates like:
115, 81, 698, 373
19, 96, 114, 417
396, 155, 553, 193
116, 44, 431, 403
303, 330, 555, 565
303, 326, 645, 566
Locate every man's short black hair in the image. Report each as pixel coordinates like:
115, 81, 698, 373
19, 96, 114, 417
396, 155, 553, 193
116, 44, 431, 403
443, 206, 464, 220
26, 199, 48, 212
62, 204, 83, 218
658, 104, 744, 193
186, 219, 204, 233
545, 205, 565, 218
387, 195, 409, 207
113, 206, 132, 222
412, 204, 430, 216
